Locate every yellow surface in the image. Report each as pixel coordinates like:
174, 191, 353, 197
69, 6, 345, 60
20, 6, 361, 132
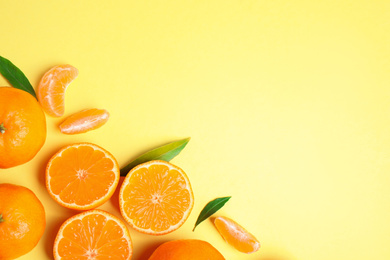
1, 1, 390, 259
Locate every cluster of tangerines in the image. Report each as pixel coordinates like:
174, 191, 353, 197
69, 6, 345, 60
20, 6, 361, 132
0, 65, 259, 259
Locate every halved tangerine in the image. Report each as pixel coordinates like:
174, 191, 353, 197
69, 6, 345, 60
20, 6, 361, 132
46, 143, 119, 210
53, 209, 132, 260
119, 160, 194, 235
37, 64, 78, 117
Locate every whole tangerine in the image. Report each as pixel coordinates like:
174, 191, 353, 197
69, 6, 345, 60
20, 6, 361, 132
0, 183, 46, 260
148, 239, 225, 260
0, 87, 46, 168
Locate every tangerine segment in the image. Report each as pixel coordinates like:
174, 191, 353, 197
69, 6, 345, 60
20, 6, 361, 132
214, 216, 260, 254
37, 64, 78, 117
59, 108, 110, 135
54, 209, 132, 260
46, 143, 120, 210
119, 160, 194, 235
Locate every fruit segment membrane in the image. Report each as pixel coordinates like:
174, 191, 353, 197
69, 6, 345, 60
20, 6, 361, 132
37, 64, 78, 117
214, 216, 260, 254
59, 108, 110, 134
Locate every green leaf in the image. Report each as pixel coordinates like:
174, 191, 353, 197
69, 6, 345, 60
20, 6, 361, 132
120, 137, 190, 176
0, 56, 36, 98
193, 196, 232, 231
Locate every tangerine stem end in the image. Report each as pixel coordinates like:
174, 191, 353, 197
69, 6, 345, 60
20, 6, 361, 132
0, 123, 6, 134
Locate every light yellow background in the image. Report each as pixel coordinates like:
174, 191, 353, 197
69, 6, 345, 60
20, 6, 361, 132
1, 1, 390, 259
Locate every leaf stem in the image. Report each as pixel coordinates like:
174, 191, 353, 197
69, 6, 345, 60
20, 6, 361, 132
0, 214, 4, 223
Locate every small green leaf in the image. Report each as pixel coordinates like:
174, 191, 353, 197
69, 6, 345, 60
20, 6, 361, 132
0, 56, 36, 98
120, 137, 190, 176
193, 196, 231, 231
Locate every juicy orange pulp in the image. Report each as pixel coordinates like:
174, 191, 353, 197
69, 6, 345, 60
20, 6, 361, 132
54, 210, 132, 260
46, 143, 119, 210
119, 160, 194, 235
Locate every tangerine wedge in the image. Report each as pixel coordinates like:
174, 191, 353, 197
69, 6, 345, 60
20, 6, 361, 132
214, 216, 260, 254
119, 160, 194, 235
53, 209, 132, 260
59, 108, 110, 135
37, 64, 78, 117
46, 143, 120, 210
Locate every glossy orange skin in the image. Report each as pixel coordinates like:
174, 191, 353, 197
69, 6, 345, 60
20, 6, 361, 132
0, 183, 46, 260
148, 239, 225, 260
0, 87, 46, 168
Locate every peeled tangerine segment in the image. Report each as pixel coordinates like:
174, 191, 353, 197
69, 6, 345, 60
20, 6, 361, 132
59, 108, 110, 134
214, 216, 260, 254
37, 64, 78, 117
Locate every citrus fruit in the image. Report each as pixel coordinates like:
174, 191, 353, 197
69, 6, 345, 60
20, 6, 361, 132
46, 142, 120, 210
37, 64, 78, 117
148, 239, 225, 260
0, 87, 46, 168
119, 160, 194, 235
59, 108, 110, 135
0, 183, 46, 260
214, 216, 260, 254
53, 209, 132, 260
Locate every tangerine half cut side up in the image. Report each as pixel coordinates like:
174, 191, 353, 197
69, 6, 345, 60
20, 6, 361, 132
119, 160, 194, 235
53, 209, 132, 260
37, 64, 78, 117
46, 143, 120, 210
